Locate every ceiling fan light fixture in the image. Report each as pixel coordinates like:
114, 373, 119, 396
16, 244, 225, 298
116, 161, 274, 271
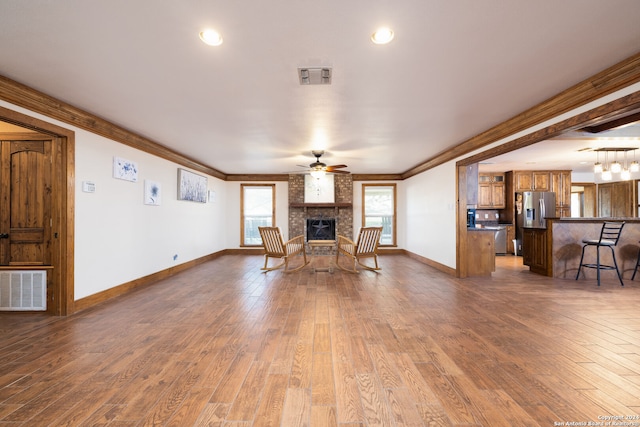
631, 160, 640, 172
310, 169, 326, 179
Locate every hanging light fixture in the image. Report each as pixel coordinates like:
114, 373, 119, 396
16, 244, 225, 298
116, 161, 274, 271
610, 150, 622, 173
630, 149, 640, 172
601, 151, 612, 180
593, 151, 603, 173
594, 147, 639, 180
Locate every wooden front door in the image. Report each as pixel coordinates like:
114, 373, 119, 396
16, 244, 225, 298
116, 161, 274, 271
0, 137, 53, 266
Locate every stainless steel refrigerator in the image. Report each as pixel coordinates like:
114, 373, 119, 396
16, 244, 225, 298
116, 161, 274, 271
515, 191, 556, 255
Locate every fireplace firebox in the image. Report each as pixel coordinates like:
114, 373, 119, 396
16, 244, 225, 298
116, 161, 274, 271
306, 218, 336, 241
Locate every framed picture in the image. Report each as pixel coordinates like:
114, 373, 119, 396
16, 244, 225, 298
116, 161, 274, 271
144, 180, 161, 205
304, 174, 335, 203
178, 168, 207, 203
113, 156, 138, 182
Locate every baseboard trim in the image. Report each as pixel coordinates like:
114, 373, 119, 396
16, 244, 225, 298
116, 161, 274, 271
401, 249, 456, 276
73, 247, 452, 313
73, 250, 228, 313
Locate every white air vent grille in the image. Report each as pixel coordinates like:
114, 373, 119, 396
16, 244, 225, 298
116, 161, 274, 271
298, 67, 332, 85
0, 270, 47, 311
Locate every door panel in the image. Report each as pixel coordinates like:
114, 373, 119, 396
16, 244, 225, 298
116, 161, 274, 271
0, 139, 52, 266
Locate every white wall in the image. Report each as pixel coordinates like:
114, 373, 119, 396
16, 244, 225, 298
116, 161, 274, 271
75, 135, 228, 299
0, 99, 229, 300
404, 166, 457, 267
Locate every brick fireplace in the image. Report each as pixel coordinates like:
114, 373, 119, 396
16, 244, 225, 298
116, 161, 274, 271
288, 174, 353, 244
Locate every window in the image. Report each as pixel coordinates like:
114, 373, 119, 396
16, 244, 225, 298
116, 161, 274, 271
241, 184, 275, 246
362, 184, 396, 246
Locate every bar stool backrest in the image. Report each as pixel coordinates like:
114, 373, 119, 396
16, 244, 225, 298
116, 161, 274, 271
597, 221, 625, 246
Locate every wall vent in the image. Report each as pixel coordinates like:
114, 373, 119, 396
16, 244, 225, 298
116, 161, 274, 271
0, 270, 47, 311
298, 67, 332, 85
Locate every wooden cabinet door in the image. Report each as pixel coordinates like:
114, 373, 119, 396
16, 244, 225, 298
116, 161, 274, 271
551, 171, 571, 207
478, 183, 493, 208
532, 172, 550, 191
515, 172, 532, 191
491, 182, 505, 208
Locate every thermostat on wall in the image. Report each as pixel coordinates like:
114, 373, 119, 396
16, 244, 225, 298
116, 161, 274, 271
82, 181, 96, 193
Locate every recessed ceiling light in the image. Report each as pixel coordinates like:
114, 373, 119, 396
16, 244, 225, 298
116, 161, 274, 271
371, 27, 394, 44
199, 29, 223, 46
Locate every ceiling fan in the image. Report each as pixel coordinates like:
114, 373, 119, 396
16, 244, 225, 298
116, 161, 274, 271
297, 150, 350, 178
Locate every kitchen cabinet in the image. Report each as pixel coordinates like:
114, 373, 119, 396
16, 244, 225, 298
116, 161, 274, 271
478, 173, 505, 208
513, 170, 571, 217
522, 227, 551, 276
506, 225, 515, 254
514, 171, 550, 191
551, 171, 572, 217
598, 181, 634, 217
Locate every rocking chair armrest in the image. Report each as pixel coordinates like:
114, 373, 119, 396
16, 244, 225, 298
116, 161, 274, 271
284, 235, 306, 256
337, 235, 357, 255
285, 234, 305, 247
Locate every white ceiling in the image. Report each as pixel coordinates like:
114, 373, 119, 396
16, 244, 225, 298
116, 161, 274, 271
1, 1, 640, 176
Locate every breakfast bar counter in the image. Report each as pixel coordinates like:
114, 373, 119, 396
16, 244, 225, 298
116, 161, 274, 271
537, 218, 640, 280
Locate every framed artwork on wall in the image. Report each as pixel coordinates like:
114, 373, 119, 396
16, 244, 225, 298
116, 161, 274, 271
178, 168, 207, 203
144, 180, 161, 205
113, 156, 138, 182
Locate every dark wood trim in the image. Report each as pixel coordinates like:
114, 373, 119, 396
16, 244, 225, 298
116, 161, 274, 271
352, 174, 403, 181
401, 249, 456, 276
289, 202, 352, 208
402, 52, 640, 179
581, 110, 640, 133
226, 174, 290, 182
0, 75, 226, 181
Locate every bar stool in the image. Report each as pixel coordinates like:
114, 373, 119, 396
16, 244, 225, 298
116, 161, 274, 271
575, 221, 625, 286
632, 243, 640, 280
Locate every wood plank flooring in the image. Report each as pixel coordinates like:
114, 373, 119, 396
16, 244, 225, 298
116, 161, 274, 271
1, 254, 639, 426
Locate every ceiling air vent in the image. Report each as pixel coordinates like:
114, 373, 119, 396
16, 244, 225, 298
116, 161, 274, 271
298, 67, 332, 85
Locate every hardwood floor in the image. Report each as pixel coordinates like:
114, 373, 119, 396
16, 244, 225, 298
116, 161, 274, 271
1, 254, 639, 426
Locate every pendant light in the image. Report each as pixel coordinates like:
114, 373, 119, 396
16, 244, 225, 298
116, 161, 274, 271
630, 149, 640, 172
593, 150, 603, 173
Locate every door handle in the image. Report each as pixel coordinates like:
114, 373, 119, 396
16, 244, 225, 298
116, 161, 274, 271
0, 233, 9, 239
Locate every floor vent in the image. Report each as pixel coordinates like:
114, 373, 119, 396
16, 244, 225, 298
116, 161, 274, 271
0, 270, 47, 311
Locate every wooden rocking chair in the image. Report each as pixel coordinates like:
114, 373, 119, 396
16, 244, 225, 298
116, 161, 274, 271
335, 227, 383, 273
258, 227, 309, 273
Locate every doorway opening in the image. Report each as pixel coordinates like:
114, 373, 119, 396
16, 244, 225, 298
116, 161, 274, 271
0, 106, 74, 315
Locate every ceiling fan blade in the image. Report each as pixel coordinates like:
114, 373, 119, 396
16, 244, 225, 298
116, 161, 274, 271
326, 164, 348, 169
328, 169, 350, 174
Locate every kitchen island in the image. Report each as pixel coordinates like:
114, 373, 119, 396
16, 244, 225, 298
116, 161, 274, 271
525, 218, 640, 281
